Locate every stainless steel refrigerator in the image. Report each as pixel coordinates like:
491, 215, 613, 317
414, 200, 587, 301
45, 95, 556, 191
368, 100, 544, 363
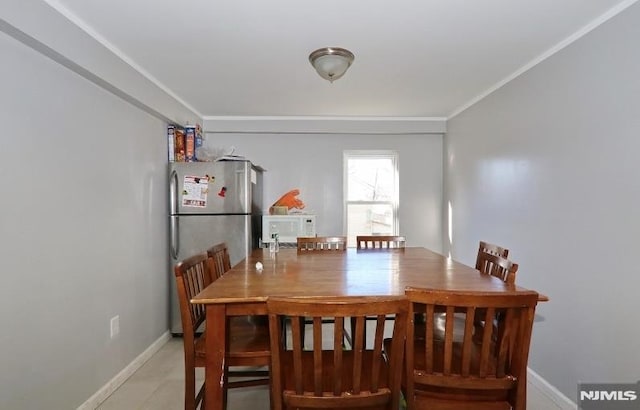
169, 160, 263, 334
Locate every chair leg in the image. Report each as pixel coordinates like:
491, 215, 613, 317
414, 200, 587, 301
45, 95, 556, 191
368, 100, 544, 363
195, 381, 205, 410
184, 358, 196, 410
222, 364, 229, 410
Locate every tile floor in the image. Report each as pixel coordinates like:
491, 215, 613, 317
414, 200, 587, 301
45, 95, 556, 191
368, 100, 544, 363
97, 337, 270, 410
98, 336, 560, 410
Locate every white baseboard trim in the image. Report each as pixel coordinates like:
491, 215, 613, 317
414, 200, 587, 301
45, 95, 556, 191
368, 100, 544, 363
528, 367, 577, 410
77, 331, 171, 410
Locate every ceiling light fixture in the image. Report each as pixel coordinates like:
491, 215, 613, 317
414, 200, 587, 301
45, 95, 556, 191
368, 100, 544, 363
309, 47, 355, 83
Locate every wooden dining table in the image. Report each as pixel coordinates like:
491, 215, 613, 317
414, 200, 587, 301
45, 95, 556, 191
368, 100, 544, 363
191, 246, 546, 410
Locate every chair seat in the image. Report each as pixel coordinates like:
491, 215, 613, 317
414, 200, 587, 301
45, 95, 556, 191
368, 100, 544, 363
413, 312, 468, 342
228, 316, 271, 359
195, 315, 271, 360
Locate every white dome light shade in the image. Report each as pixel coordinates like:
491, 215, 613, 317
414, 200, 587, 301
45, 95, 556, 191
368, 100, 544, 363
309, 47, 355, 82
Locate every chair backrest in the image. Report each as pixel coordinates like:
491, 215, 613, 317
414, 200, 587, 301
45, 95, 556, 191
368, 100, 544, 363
297, 236, 347, 251
356, 235, 406, 250
174, 253, 213, 340
404, 287, 538, 410
206, 242, 232, 279
267, 296, 408, 410
476, 252, 518, 284
475, 241, 509, 269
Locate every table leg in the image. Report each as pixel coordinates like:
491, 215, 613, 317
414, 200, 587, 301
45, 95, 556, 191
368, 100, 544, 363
204, 304, 226, 410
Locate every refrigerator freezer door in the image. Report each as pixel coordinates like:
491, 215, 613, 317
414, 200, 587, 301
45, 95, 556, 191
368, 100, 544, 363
169, 214, 252, 334
169, 161, 251, 215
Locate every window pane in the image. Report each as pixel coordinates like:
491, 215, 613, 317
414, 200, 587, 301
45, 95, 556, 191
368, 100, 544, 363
346, 203, 393, 247
347, 158, 394, 201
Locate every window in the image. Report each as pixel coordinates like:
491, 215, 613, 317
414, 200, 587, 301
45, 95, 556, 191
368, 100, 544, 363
344, 151, 398, 247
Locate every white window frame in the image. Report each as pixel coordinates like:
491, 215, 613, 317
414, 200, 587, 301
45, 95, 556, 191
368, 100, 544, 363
343, 150, 399, 245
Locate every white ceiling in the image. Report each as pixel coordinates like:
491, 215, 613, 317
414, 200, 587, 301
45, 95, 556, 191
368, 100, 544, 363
49, 0, 634, 119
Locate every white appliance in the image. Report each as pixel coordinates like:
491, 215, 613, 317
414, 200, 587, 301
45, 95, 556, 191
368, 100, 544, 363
262, 215, 316, 244
169, 160, 263, 334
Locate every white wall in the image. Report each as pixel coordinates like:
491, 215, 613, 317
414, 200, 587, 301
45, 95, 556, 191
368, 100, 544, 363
0, 32, 169, 409
0, 0, 200, 126
445, 2, 640, 401
205, 133, 443, 251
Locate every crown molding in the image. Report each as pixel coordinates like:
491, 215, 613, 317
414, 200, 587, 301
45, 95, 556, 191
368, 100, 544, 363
203, 116, 446, 134
448, 0, 640, 119
1, 0, 201, 126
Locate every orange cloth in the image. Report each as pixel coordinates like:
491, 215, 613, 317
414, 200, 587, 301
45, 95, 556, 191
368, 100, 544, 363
270, 189, 305, 212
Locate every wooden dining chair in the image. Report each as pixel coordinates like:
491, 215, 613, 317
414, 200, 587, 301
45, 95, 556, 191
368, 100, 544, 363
422, 252, 518, 354
403, 287, 538, 410
356, 235, 406, 250
475, 241, 509, 270
207, 241, 273, 352
268, 296, 408, 410
206, 242, 231, 280
351, 235, 405, 348
205, 241, 273, 374
174, 253, 271, 410
476, 252, 518, 285
294, 236, 348, 347
297, 236, 347, 251
422, 243, 515, 343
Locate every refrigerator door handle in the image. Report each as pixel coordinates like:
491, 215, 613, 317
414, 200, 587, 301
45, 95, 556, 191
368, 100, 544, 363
169, 170, 179, 215
235, 164, 249, 212
170, 216, 179, 260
